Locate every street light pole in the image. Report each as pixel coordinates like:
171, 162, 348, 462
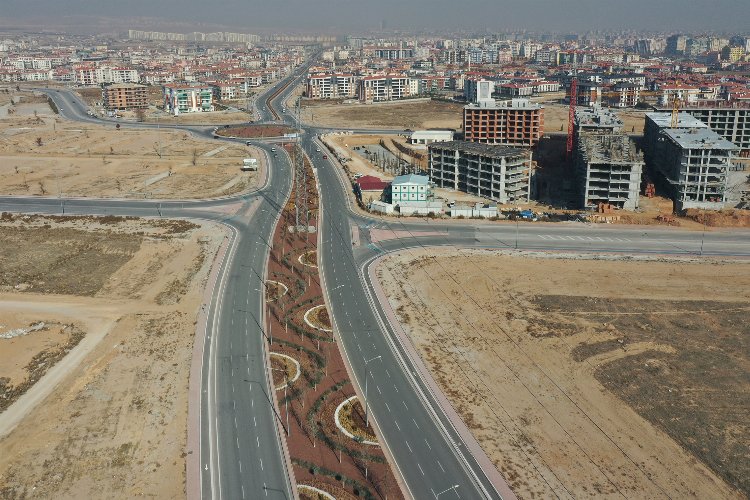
363, 355, 381, 427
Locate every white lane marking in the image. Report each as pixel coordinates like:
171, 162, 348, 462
424, 439, 431, 450
405, 440, 412, 452
402, 400, 408, 410
259, 458, 264, 471
394, 420, 401, 430
413, 418, 420, 429
236, 437, 239, 449
437, 460, 445, 472
417, 463, 425, 476
253, 416, 257, 427
376, 385, 382, 394
385, 369, 391, 378
385, 402, 391, 412
257, 436, 260, 447
242, 485, 245, 499
234, 416, 237, 428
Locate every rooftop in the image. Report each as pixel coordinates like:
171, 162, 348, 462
645, 112, 708, 130
575, 106, 623, 131
579, 134, 643, 164
429, 140, 527, 159
392, 174, 430, 185
465, 98, 542, 111
663, 127, 740, 150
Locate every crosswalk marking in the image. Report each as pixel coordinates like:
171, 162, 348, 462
537, 234, 631, 242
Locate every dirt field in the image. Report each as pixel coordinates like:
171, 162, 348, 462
377, 250, 749, 499
0, 214, 224, 499
0, 105, 260, 198
544, 103, 646, 135
303, 99, 463, 130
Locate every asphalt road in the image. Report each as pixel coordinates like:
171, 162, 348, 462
7, 59, 750, 500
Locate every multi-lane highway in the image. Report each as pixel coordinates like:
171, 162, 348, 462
6, 55, 750, 500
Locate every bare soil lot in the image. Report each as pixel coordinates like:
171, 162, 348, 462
0, 214, 224, 499
0, 112, 260, 199
303, 99, 463, 130
377, 250, 749, 499
544, 103, 646, 135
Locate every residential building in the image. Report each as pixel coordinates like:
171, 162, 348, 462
429, 140, 532, 204
389, 174, 431, 204
306, 73, 357, 99
575, 134, 644, 210
163, 85, 215, 114
103, 83, 148, 111
613, 82, 641, 107
358, 75, 414, 102
644, 112, 739, 210
463, 98, 544, 147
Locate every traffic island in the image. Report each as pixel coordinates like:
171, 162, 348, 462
265, 144, 403, 499
270, 352, 301, 390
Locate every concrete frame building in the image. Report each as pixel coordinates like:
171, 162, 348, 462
103, 83, 148, 111
463, 98, 544, 147
654, 102, 750, 156
644, 113, 739, 210
575, 134, 644, 210
429, 140, 532, 204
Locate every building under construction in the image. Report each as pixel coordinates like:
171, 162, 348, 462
644, 112, 739, 210
573, 107, 643, 210
575, 134, 644, 210
428, 140, 532, 204
654, 102, 750, 157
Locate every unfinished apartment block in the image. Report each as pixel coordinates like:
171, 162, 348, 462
575, 134, 644, 210
645, 113, 739, 210
463, 98, 544, 147
429, 140, 532, 203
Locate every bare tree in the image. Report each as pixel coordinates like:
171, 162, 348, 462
192, 148, 198, 166
36, 137, 43, 147
38, 181, 47, 195
153, 143, 162, 159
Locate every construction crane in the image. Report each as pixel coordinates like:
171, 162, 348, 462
566, 55, 578, 163
670, 93, 680, 128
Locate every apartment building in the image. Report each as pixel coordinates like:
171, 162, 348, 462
644, 112, 739, 210
463, 98, 544, 147
75, 66, 139, 85
358, 75, 415, 102
103, 83, 148, 111
306, 73, 357, 99
163, 85, 215, 114
429, 140, 532, 204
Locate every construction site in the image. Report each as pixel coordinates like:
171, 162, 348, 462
575, 134, 643, 210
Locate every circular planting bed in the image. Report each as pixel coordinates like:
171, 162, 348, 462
270, 352, 301, 390
215, 124, 294, 138
304, 305, 332, 332
298, 250, 318, 268
265, 280, 289, 302
334, 396, 379, 445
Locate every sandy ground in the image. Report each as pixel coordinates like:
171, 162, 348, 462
544, 103, 646, 135
377, 250, 749, 499
302, 99, 463, 130
0, 214, 224, 499
0, 103, 261, 199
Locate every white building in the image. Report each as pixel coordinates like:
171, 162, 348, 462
409, 130, 454, 148
163, 85, 215, 114
389, 174, 431, 203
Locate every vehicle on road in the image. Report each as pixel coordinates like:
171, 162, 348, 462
323, 154, 328, 159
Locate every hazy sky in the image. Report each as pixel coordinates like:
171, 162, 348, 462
3, 0, 750, 32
